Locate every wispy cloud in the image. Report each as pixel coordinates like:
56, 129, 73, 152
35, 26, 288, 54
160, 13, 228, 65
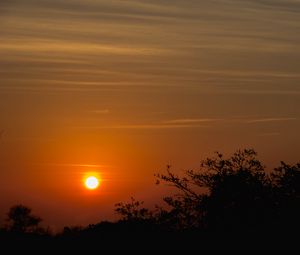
90, 109, 110, 114
162, 116, 297, 125
72, 116, 298, 130
111, 124, 210, 129
0, 40, 169, 56
34, 163, 111, 168
245, 118, 297, 123
237, 0, 300, 13
163, 118, 221, 124
224, 90, 300, 95
74, 123, 210, 130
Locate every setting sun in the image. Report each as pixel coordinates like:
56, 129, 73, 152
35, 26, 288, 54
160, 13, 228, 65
85, 176, 99, 190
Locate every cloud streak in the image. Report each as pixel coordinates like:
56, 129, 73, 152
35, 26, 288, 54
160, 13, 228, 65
46, 163, 110, 168
245, 118, 297, 123
163, 118, 221, 124
72, 116, 297, 131
74, 123, 210, 130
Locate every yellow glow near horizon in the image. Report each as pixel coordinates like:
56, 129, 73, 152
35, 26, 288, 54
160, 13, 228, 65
85, 176, 100, 190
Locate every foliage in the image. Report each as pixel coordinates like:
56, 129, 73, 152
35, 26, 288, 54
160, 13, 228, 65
6, 205, 42, 233
154, 149, 300, 231
115, 197, 153, 222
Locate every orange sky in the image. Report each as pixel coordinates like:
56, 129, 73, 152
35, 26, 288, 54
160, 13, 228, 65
0, 0, 299, 230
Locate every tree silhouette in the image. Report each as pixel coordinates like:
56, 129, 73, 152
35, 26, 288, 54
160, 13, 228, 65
155, 149, 297, 231
112, 149, 300, 233
6, 205, 42, 233
271, 162, 300, 229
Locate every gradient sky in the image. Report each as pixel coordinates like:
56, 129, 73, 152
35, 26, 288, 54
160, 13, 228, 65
0, 0, 299, 230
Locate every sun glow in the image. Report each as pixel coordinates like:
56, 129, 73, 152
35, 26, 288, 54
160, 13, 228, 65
85, 176, 100, 190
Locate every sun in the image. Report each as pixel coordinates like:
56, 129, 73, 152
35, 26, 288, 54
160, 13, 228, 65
85, 176, 99, 190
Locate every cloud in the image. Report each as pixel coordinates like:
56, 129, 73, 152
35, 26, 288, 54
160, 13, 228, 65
32, 163, 113, 169
74, 123, 210, 130
163, 118, 221, 124
163, 117, 298, 126
49, 163, 109, 168
72, 115, 298, 131
238, 0, 300, 13
223, 90, 300, 95
0, 40, 168, 56
245, 118, 297, 123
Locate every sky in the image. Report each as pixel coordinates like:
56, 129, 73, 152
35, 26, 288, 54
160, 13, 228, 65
0, 0, 299, 230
